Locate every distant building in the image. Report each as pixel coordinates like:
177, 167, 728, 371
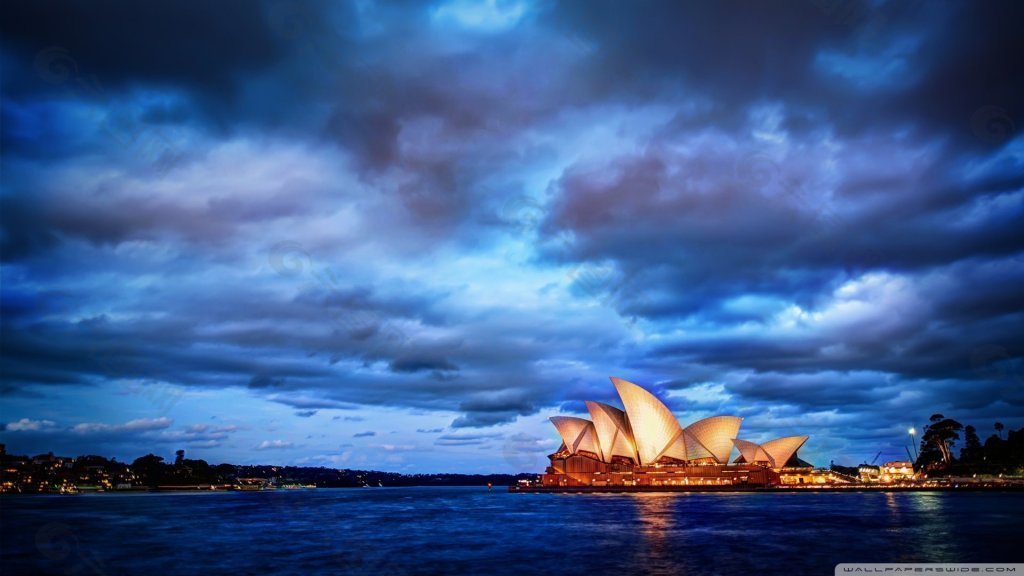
780, 468, 854, 485
859, 464, 881, 483
881, 461, 915, 483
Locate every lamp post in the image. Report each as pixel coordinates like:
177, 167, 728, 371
908, 427, 919, 463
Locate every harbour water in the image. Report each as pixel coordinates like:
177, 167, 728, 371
2, 487, 1021, 575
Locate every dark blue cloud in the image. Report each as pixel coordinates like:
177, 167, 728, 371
1, 0, 1021, 470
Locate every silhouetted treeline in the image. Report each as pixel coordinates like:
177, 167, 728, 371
0, 447, 535, 493
916, 417, 1023, 476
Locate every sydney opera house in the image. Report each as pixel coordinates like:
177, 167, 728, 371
540, 378, 812, 488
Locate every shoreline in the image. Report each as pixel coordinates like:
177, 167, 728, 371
508, 484, 1024, 494
5, 483, 1024, 496
0, 484, 504, 495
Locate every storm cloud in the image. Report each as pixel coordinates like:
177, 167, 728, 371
1, 0, 1021, 471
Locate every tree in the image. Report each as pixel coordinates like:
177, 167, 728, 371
995, 422, 1005, 440
131, 454, 170, 486
984, 434, 1006, 465
174, 450, 185, 467
920, 413, 963, 466
72, 455, 112, 471
917, 437, 943, 468
960, 425, 983, 463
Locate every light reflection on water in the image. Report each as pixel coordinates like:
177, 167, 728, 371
1, 488, 1021, 575
633, 493, 682, 576
906, 492, 960, 562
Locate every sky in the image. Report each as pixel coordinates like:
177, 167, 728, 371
1, 0, 1022, 474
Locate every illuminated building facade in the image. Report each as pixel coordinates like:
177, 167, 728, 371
855, 461, 916, 484
880, 461, 916, 483
541, 378, 812, 488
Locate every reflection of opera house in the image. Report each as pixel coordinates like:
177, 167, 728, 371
542, 378, 814, 488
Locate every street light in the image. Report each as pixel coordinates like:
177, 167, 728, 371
908, 427, 919, 463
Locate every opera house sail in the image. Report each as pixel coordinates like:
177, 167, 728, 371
537, 377, 813, 489
733, 436, 809, 468
584, 401, 637, 463
610, 377, 683, 465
